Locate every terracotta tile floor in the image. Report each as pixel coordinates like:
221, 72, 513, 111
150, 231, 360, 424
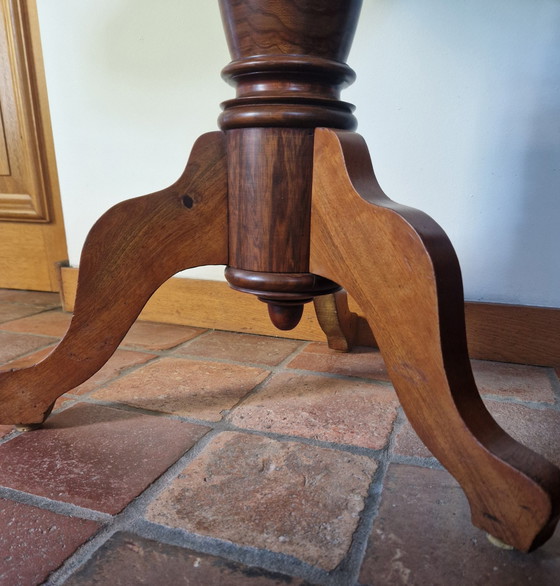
0, 289, 559, 585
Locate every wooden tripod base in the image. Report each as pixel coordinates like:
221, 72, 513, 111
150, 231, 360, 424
1, 128, 559, 552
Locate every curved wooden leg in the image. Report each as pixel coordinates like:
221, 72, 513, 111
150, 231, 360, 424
0, 132, 228, 427
313, 290, 357, 352
309, 128, 560, 551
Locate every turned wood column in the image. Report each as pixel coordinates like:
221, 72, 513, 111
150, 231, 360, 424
219, 0, 361, 329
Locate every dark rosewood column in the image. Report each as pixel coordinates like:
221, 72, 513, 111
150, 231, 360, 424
219, 0, 361, 329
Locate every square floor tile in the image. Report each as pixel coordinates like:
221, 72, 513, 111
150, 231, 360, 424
64, 532, 312, 585
392, 417, 433, 459
472, 360, 556, 403
393, 401, 560, 466
0, 331, 58, 364
120, 321, 206, 351
0, 291, 61, 325
0, 290, 60, 307
287, 343, 390, 381
0, 310, 71, 337
360, 464, 560, 585
486, 400, 560, 467
0, 304, 53, 324
2, 345, 57, 373
91, 357, 269, 421
146, 431, 377, 570
70, 349, 158, 395
0, 404, 209, 513
0, 498, 99, 585
173, 331, 303, 366
229, 372, 399, 449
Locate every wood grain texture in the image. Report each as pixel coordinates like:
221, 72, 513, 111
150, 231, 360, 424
227, 127, 314, 272
0, 132, 228, 425
218, 0, 359, 131
225, 126, 342, 330
0, 103, 9, 175
219, 0, 362, 62
313, 290, 358, 352
465, 303, 560, 367
309, 128, 560, 551
0, 223, 54, 288
0, 0, 51, 221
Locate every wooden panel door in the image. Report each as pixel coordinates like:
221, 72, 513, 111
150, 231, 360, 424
0, 0, 67, 290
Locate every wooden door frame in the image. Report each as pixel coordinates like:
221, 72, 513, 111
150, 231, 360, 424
0, 0, 68, 291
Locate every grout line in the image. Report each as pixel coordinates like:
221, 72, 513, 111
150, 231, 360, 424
130, 519, 330, 586
328, 405, 403, 585
162, 351, 299, 372
43, 526, 118, 586
0, 330, 60, 340
0, 429, 22, 446
163, 327, 220, 350
384, 408, 444, 470
210, 327, 310, 344
0, 486, 113, 524
390, 453, 444, 470
219, 339, 315, 409
0, 308, 61, 326
58, 397, 223, 427
221, 424, 387, 460
124, 428, 223, 512
331, 460, 390, 586
201, 341, 324, 416
0, 307, 67, 331
50, 338, 312, 406
272, 339, 314, 367
220, 369, 279, 414
59, 353, 163, 401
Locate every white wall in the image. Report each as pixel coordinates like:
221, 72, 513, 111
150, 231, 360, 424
37, 0, 560, 307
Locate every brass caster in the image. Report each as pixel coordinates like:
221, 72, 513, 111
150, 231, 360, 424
14, 422, 44, 432
486, 533, 515, 550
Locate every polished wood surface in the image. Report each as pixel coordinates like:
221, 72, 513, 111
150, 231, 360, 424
218, 0, 359, 131
313, 290, 358, 352
310, 128, 560, 551
226, 128, 313, 273
464, 303, 560, 367
219, 1, 360, 326
224, 127, 334, 328
219, 0, 361, 62
0, 132, 227, 425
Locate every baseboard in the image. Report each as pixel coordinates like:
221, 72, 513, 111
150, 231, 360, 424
60, 267, 560, 367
